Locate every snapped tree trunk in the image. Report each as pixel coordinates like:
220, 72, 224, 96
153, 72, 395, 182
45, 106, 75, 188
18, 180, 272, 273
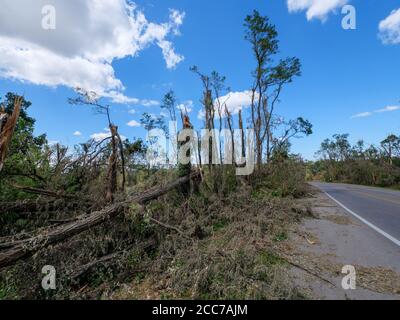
0, 96, 23, 172
238, 110, 246, 162
105, 125, 118, 203
116, 131, 126, 192
0, 171, 201, 269
178, 115, 193, 197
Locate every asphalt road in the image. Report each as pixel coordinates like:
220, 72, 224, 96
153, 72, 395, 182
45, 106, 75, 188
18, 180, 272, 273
310, 182, 400, 247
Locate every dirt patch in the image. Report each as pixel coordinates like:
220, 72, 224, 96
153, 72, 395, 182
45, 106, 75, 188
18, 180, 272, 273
285, 185, 400, 300
324, 215, 354, 226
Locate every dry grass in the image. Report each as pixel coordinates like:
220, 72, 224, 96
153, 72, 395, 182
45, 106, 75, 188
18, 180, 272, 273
1, 166, 312, 300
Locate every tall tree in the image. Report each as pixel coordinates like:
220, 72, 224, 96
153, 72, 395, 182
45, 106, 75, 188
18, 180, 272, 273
244, 10, 301, 166
161, 90, 178, 163
381, 134, 400, 165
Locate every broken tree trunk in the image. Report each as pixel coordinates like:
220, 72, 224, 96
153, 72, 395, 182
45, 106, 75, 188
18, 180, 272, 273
178, 115, 193, 197
9, 184, 79, 200
0, 171, 200, 269
0, 96, 23, 172
238, 110, 246, 161
105, 125, 118, 203
116, 131, 126, 192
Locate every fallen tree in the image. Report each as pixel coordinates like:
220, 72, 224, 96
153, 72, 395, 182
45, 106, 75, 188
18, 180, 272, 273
68, 239, 156, 280
9, 184, 84, 200
0, 171, 200, 269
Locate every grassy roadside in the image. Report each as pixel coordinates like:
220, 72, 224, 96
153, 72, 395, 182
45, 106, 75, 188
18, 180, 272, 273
108, 178, 314, 300
1, 162, 314, 300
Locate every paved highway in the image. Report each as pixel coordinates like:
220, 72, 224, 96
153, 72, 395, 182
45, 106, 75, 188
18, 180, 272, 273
310, 182, 400, 247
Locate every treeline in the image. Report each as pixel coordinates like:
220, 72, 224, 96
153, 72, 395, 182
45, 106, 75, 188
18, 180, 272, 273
311, 133, 400, 188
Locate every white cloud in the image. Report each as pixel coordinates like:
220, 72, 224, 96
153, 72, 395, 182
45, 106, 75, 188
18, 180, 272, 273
177, 100, 194, 113
375, 105, 400, 113
73, 131, 82, 136
127, 119, 141, 127
0, 1, 185, 103
197, 91, 256, 120
379, 8, 400, 45
351, 112, 372, 119
108, 92, 140, 105
48, 140, 59, 146
90, 132, 111, 141
158, 40, 184, 69
141, 100, 160, 107
91, 128, 126, 141
351, 105, 400, 119
197, 109, 206, 121
215, 91, 255, 115
287, 0, 349, 21
128, 109, 136, 115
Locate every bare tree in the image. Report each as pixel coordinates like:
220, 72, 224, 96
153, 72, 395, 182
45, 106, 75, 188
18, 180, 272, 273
69, 88, 126, 201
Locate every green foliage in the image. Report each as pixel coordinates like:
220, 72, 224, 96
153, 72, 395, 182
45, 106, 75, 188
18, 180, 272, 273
257, 250, 285, 267
0, 273, 19, 300
0, 93, 48, 201
160, 90, 177, 122
253, 156, 308, 198
273, 231, 288, 243
212, 218, 229, 233
314, 133, 400, 188
244, 10, 278, 60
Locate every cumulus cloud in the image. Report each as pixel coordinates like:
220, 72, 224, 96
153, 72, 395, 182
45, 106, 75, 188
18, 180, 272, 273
216, 91, 255, 115
141, 100, 160, 107
127, 119, 141, 127
73, 131, 82, 136
379, 8, 400, 45
351, 105, 400, 119
48, 140, 59, 146
197, 109, 206, 121
197, 91, 256, 120
91, 128, 127, 141
0, 0, 185, 103
287, 0, 349, 21
177, 100, 194, 113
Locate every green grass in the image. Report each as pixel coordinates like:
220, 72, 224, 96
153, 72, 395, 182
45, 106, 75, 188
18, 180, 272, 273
0, 278, 18, 300
212, 218, 229, 233
273, 231, 288, 243
257, 251, 285, 267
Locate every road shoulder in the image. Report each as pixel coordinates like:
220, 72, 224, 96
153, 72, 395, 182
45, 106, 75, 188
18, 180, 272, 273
285, 186, 400, 300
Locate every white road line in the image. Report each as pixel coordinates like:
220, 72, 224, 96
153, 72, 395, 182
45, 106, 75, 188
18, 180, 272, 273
323, 191, 400, 248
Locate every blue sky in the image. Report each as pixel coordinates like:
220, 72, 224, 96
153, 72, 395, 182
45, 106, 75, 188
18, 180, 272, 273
0, 0, 399, 159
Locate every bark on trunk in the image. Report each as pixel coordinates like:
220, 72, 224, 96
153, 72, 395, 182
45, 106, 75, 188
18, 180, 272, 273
0, 171, 200, 269
105, 125, 118, 203
0, 97, 23, 172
